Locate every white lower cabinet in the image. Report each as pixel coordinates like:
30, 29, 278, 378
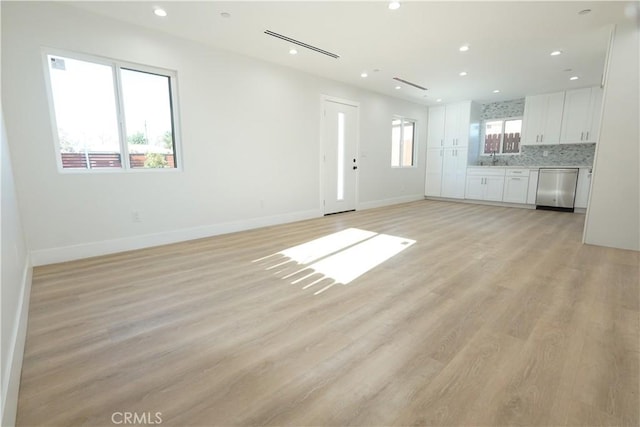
465, 168, 505, 202
502, 169, 530, 204
425, 148, 467, 199
574, 168, 592, 208
527, 170, 539, 204
458, 166, 590, 208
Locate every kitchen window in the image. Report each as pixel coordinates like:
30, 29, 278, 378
44, 50, 180, 171
483, 117, 522, 155
391, 117, 416, 167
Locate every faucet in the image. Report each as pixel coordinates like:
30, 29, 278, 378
491, 151, 499, 166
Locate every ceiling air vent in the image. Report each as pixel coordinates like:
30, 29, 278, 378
393, 77, 428, 91
264, 30, 340, 59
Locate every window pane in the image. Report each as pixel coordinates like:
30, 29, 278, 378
48, 55, 121, 169
402, 121, 415, 166
391, 120, 401, 167
337, 112, 345, 201
120, 68, 176, 168
503, 119, 522, 154
484, 120, 502, 154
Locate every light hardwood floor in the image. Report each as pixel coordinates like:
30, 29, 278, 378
16, 200, 639, 426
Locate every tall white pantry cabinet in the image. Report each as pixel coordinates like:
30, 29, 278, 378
425, 101, 480, 199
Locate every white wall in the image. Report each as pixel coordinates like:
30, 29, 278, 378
1, 2, 428, 266
1, 109, 32, 426
584, 22, 640, 251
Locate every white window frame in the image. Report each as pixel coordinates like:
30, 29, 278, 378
42, 48, 183, 173
482, 116, 523, 156
391, 116, 417, 168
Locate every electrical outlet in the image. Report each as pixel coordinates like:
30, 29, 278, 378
543, 150, 549, 157
132, 210, 141, 223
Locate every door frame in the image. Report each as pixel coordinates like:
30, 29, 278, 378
319, 95, 360, 215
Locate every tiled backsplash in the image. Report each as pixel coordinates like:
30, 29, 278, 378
474, 98, 595, 167
477, 143, 596, 166
481, 98, 525, 119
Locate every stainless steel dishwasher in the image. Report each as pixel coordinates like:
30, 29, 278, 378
536, 168, 579, 212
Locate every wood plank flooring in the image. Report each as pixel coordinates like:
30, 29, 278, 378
16, 200, 639, 426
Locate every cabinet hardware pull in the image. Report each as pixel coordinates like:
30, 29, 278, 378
581, 132, 584, 141
586, 131, 589, 140
540, 134, 543, 142
536, 135, 539, 142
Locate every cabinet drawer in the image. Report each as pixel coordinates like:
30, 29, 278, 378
466, 167, 506, 177
505, 168, 529, 176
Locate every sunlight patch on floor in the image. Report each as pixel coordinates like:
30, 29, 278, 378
253, 228, 416, 295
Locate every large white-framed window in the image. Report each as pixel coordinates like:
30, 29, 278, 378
43, 49, 181, 171
391, 117, 416, 167
483, 117, 522, 155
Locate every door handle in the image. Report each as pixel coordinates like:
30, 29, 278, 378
352, 166, 358, 170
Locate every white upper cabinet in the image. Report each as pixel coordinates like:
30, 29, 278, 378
522, 92, 565, 145
560, 86, 603, 144
426, 106, 446, 148
443, 102, 471, 147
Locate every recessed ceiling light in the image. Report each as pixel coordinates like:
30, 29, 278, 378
493, 89, 500, 93
459, 71, 468, 76
395, 85, 401, 90
459, 45, 470, 52
153, 8, 167, 17
578, 9, 591, 15
289, 48, 298, 55
436, 98, 442, 102
220, 12, 231, 18
570, 76, 579, 81
388, 1, 401, 10
550, 50, 562, 56
361, 72, 368, 78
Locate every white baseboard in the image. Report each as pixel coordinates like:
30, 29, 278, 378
1, 259, 33, 427
358, 194, 425, 211
31, 209, 322, 266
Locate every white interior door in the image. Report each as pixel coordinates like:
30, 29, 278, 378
323, 99, 358, 214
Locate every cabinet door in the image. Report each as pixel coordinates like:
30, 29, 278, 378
527, 170, 539, 204
574, 168, 592, 208
425, 148, 444, 196
427, 106, 446, 148
465, 176, 484, 200
454, 102, 471, 147
452, 148, 468, 198
503, 176, 529, 203
541, 92, 565, 144
484, 176, 505, 201
586, 87, 603, 143
522, 95, 546, 145
440, 149, 459, 198
443, 104, 461, 147
560, 88, 591, 143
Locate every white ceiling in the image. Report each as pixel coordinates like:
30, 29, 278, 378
68, 1, 634, 106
